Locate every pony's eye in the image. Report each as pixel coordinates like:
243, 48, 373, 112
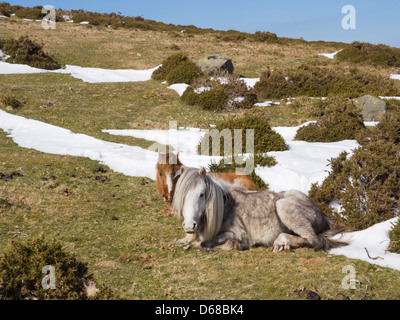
159, 173, 162, 176
200, 193, 205, 198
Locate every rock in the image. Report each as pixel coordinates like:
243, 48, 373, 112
196, 54, 234, 76
352, 95, 386, 121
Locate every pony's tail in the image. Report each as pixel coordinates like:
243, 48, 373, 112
315, 225, 352, 252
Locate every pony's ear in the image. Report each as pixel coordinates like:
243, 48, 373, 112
176, 152, 183, 166
180, 166, 186, 175
198, 167, 206, 180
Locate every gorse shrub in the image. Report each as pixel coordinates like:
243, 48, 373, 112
196, 88, 229, 111
389, 220, 400, 254
181, 71, 257, 110
0, 235, 113, 300
1, 94, 23, 110
252, 31, 278, 43
335, 42, 400, 67
216, 30, 278, 43
0, 2, 13, 17
152, 53, 203, 85
166, 59, 203, 85
294, 99, 365, 142
14, 6, 42, 20
308, 112, 400, 230
198, 115, 287, 156
0, 36, 60, 70
253, 61, 399, 99
152, 53, 187, 81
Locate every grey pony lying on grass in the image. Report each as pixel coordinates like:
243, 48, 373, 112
173, 167, 349, 252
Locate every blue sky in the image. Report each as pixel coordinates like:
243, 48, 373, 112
8, 0, 400, 47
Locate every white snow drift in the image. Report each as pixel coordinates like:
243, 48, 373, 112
0, 59, 160, 83
318, 49, 343, 59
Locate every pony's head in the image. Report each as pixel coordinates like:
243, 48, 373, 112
156, 152, 182, 202
172, 167, 225, 241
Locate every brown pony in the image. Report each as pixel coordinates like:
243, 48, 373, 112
156, 152, 257, 216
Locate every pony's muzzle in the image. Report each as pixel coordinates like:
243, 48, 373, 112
182, 222, 197, 233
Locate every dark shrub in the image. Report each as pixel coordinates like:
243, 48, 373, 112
1, 94, 23, 110
219, 31, 247, 42
253, 62, 399, 99
389, 220, 400, 254
198, 115, 287, 156
14, 6, 43, 20
152, 53, 203, 84
309, 112, 400, 230
294, 100, 365, 142
0, 2, 12, 17
235, 92, 258, 109
197, 88, 229, 111
165, 59, 203, 85
252, 31, 278, 43
181, 87, 199, 106
0, 36, 61, 70
336, 42, 400, 67
0, 235, 113, 300
182, 71, 257, 110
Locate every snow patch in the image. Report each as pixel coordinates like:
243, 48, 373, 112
167, 83, 190, 96
318, 49, 343, 59
330, 217, 400, 271
0, 60, 160, 83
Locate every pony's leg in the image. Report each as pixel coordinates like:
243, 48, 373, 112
200, 232, 247, 251
176, 233, 197, 246
214, 239, 244, 251
272, 233, 309, 252
274, 198, 320, 252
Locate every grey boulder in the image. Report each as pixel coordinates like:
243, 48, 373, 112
196, 54, 234, 76
352, 95, 386, 121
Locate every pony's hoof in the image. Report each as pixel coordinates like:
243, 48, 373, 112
200, 241, 214, 252
200, 246, 213, 253
272, 245, 283, 253
176, 238, 188, 246
272, 243, 291, 253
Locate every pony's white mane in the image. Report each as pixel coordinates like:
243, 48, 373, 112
172, 168, 226, 241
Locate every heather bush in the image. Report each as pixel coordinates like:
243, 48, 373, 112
1, 94, 23, 110
294, 99, 365, 142
14, 6, 42, 20
198, 115, 287, 156
0, 2, 12, 16
196, 88, 229, 111
252, 31, 278, 43
165, 59, 204, 85
336, 42, 400, 67
0, 235, 114, 300
253, 61, 399, 99
152, 53, 203, 84
389, 220, 400, 254
0, 36, 60, 70
309, 112, 400, 230
181, 71, 257, 110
